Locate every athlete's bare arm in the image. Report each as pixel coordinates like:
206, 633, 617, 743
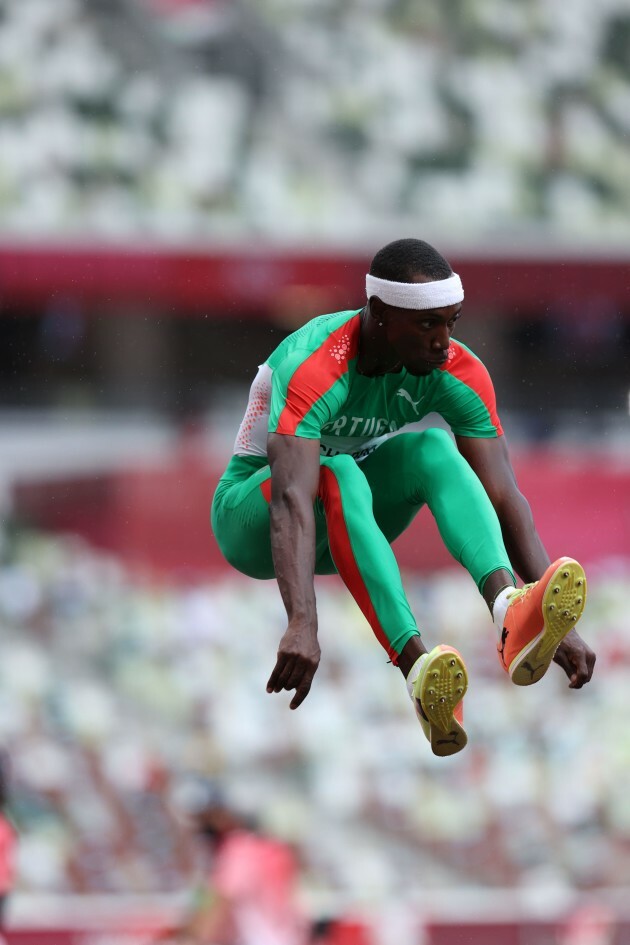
456, 434, 547, 579
456, 433, 596, 688
265, 432, 322, 708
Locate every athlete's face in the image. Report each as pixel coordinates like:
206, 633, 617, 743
382, 302, 463, 376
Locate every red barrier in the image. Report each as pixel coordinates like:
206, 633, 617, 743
1, 244, 629, 316
6, 925, 167, 945
4, 917, 626, 945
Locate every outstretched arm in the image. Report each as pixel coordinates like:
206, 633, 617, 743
456, 433, 595, 687
266, 433, 322, 708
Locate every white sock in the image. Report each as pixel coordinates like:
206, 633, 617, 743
492, 587, 515, 639
405, 652, 429, 700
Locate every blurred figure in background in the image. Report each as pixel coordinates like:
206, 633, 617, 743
169, 782, 307, 945
0, 751, 17, 934
558, 903, 617, 945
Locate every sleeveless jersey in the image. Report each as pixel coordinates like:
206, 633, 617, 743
234, 309, 502, 462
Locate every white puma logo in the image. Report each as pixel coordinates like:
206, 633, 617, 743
396, 389, 424, 415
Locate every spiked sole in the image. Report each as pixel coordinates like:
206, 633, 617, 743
509, 559, 587, 686
413, 647, 468, 756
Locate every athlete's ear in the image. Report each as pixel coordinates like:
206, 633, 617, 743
369, 297, 387, 325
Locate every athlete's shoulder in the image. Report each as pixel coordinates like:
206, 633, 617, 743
267, 309, 361, 369
443, 339, 487, 368
436, 339, 502, 435
439, 339, 494, 382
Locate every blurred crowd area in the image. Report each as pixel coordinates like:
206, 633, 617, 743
0, 526, 628, 904
1, 0, 629, 241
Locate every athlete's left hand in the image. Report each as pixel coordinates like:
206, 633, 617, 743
553, 628, 596, 688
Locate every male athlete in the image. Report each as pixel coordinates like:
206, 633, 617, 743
211, 239, 595, 756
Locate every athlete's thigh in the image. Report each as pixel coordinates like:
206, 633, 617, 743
358, 434, 427, 543
312, 453, 372, 576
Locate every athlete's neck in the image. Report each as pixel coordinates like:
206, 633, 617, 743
357, 304, 403, 377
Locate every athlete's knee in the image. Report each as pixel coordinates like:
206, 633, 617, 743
212, 515, 275, 580
393, 429, 465, 497
219, 541, 275, 580
415, 428, 462, 475
418, 427, 455, 451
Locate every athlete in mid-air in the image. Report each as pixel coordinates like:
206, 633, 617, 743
211, 238, 595, 756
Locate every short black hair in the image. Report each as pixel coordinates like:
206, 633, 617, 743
369, 238, 452, 282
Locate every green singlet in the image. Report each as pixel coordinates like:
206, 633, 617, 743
212, 309, 514, 663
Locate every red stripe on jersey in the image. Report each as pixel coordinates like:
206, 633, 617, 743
276, 316, 360, 435
441, 342, 503, 435
318, 466, 398, 663
259, 477, 272, 502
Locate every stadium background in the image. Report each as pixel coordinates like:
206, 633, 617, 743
0, 0, 629, 941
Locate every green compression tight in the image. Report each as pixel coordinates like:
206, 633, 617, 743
211, 429, 514, 664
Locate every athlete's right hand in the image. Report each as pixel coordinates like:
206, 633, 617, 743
266, 621, 321, 709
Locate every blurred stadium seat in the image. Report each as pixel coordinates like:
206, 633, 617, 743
0, 0, 629, 241
0, 531, 629, 902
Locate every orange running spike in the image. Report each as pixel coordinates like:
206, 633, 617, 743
498, 557, 587, 686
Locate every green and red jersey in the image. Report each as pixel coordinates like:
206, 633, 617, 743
234, 309, 502, 461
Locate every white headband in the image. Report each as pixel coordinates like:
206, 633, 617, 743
365, 272, 464, 310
